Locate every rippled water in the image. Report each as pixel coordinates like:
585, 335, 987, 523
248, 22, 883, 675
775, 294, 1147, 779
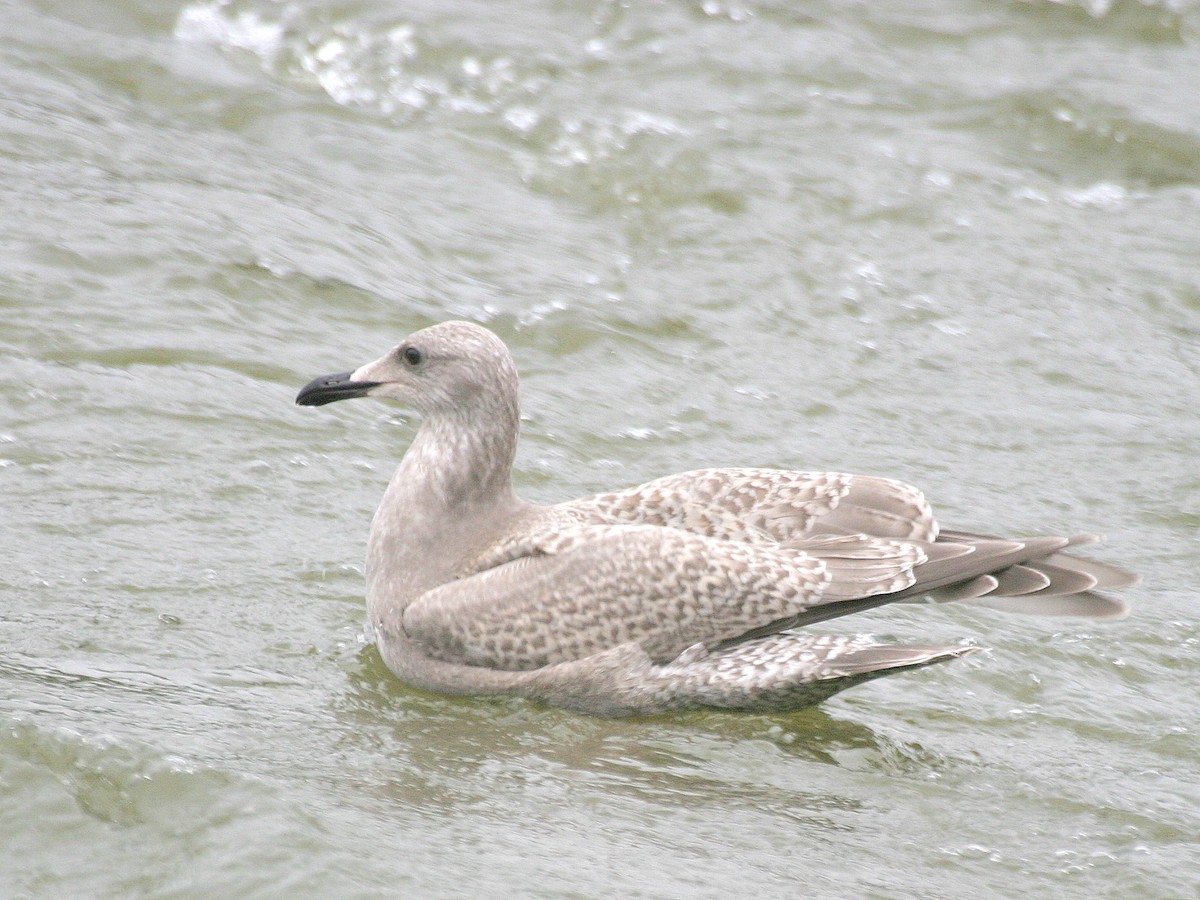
4, 0, 1199, 896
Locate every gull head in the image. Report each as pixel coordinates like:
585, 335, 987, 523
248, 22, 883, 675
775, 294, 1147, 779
296, 320, 518, 419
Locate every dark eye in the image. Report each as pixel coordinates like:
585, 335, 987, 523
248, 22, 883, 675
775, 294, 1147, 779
402, 346, 423, 366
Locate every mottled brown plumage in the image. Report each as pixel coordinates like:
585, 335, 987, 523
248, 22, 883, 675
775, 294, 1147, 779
296, 321, 1136, 716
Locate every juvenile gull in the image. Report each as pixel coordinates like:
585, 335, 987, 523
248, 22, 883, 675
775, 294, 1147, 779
296, 321, 1136, 716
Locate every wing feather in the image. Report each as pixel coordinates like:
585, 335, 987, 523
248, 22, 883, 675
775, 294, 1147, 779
403, 524, 925, 670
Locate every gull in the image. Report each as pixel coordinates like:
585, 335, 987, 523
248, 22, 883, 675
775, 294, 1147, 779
296, 321, 1136, 716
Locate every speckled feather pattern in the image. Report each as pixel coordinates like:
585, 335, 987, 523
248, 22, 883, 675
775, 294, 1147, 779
298, 321, 1136, 717
403, 524, 924, 670
567, 467, 939, 543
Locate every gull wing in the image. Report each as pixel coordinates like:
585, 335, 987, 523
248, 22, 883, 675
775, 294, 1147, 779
402, 524, 923, 671
563, 468, 939, 543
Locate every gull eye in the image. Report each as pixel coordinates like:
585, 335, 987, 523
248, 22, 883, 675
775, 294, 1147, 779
402, 346, 423, 366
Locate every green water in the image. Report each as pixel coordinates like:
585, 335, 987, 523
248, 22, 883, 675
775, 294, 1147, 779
3, 0, 1198, 896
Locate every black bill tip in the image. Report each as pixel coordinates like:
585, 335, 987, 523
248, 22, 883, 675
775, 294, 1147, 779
296, 371, 381, 407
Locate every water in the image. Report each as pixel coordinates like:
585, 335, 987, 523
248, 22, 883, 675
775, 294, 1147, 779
3, 0, 1199, 896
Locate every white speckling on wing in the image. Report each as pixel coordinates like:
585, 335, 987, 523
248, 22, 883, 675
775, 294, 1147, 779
404, 523, 928, 670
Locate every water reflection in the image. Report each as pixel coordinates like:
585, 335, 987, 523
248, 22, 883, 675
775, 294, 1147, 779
332, 643, 965, 828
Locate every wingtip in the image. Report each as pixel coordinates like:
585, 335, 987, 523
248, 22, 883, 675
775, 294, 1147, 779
963, 591, 1130, 619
